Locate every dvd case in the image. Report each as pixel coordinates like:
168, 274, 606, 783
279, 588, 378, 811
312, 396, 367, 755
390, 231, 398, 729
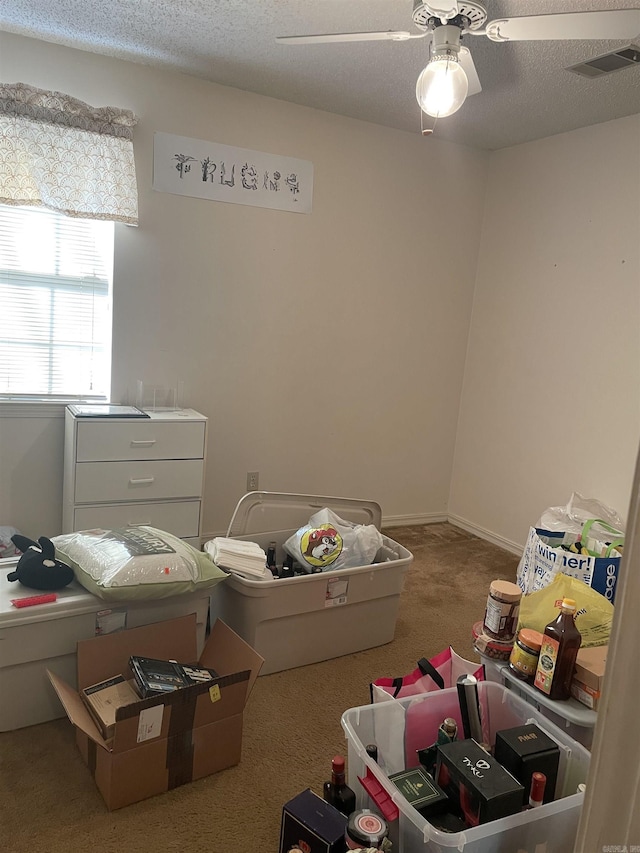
129, 656, 219, 698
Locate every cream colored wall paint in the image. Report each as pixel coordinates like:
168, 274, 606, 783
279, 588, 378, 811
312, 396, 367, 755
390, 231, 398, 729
0, 32, 488, 536
449, 115, 640, 547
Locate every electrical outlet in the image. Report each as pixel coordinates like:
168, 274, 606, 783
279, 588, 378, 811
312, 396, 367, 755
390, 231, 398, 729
246, 471, 259, 491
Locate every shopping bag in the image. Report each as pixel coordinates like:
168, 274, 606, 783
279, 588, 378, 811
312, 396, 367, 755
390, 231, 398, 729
518, 573, 614, 647
370, 647, 484, 704
517, 520, 623, 604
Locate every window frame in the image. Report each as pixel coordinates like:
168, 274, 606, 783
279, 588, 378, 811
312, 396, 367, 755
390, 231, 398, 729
0, 204, 115, 408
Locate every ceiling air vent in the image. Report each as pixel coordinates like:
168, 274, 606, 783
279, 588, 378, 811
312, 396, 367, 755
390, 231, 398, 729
568, 44, 640, 78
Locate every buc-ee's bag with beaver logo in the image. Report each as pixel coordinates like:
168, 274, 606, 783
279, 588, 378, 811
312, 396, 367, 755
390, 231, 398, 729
283, 507, 383, 572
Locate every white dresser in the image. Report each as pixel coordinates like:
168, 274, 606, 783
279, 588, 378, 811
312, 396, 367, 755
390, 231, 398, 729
63, 408, 207, 548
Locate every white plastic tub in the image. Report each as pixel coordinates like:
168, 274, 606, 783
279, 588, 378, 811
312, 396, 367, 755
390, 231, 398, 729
479, 653, 597, 749
208, 492, 413, 675
341, 680, 590, 853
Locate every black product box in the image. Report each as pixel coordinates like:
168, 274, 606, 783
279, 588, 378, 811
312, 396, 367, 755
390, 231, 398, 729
436, 739, 524, 826
129, 655, 219, 698
493, 723, 560, 805
280, 788, 348, 853
389, 767, 449, 817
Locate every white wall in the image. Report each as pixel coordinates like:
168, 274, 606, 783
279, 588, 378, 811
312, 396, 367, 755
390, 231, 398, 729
0, 32, 488, 538
449, 116, 640, 549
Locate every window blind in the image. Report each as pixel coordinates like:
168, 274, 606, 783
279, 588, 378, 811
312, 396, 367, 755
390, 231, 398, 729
0, 205, 114, 399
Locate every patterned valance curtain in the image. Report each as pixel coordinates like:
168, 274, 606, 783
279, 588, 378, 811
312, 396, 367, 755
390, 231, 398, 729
0, 82, 138, 225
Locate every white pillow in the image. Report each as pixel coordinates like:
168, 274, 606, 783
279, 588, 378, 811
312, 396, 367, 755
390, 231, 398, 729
53, 526, 227, 601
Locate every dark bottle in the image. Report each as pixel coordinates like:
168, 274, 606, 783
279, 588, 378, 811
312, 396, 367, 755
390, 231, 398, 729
323, 754, 356, 817
266, 541, 278, 577
280, 553, 295, 578
534, 597, 582, 700
365, 743, 378, 763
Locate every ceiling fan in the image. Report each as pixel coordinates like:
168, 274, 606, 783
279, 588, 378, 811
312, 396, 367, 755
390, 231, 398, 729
277, 3, 640, 123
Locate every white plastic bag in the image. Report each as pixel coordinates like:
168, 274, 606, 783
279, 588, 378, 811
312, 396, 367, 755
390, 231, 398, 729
283, 507, 383, 572
537, 492, 625, 539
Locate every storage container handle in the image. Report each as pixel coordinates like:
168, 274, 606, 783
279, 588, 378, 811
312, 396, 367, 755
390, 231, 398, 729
357, 769, 399, 823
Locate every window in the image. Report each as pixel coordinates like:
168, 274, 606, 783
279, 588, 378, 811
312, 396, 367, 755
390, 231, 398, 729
0, 204, 114, 400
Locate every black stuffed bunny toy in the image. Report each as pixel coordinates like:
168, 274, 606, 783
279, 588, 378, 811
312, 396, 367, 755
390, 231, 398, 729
7, 535, 74, 591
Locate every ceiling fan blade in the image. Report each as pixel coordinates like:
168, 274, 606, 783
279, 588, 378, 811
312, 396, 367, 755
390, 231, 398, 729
276, 30, 421, 45
484, 10, 640, 43
459, 47, 482, 97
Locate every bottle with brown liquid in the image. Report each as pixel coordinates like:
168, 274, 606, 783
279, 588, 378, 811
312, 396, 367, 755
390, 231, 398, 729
323, 754, 356, 817
534, 597, 582, 700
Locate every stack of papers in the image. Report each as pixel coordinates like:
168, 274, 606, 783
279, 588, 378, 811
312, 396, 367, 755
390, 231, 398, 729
204, 537, 269, 580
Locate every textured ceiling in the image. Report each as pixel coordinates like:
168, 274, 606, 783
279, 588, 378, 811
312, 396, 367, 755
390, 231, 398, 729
2, 0, 640, 149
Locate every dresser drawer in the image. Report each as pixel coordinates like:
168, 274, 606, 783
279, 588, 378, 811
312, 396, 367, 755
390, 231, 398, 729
74, 459, 205, 503
76, 420, 205, 462
73, 500, 201, 538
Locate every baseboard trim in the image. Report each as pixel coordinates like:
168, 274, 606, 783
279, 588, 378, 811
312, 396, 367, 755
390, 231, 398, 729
381, 512, 448, 528
448, 514, 523, 555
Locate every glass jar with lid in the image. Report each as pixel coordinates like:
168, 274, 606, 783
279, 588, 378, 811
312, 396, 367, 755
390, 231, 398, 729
509, 628, 544, 683
482, 580, 522, 642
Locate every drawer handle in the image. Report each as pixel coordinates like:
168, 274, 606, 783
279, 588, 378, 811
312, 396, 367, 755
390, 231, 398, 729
130, 439, 157, 447
128, 521, 151, 526
129, 477, 155, 486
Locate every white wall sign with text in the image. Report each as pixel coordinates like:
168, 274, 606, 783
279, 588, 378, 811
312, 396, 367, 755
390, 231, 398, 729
153, 131, 313, 214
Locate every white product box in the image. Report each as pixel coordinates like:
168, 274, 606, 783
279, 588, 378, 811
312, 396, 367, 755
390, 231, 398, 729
0, 561, 210, 731
341, 681, 590, 853
208, 492, 413, 675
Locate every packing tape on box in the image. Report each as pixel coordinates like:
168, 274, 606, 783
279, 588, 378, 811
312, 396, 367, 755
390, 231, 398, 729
97, 670, 251, 790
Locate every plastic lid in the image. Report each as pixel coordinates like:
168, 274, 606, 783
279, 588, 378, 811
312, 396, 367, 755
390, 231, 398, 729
518, 628, 544, 651
561, 597, 577, 612
489, 580, 522, 602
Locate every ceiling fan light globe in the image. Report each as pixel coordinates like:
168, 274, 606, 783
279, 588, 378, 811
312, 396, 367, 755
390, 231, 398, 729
416, 55, 469, 118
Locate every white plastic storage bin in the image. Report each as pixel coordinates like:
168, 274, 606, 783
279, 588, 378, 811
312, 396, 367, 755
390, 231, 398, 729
208, 492, 413, 675
0, 561, 210, 731
341, 680, 590, 853
479, 654, 597, 749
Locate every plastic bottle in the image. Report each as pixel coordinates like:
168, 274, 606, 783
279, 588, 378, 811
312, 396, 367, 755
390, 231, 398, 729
323, 754, 356, 817
534, 598, 582, 700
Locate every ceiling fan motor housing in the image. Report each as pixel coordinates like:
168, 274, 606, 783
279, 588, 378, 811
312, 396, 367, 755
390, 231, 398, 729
412, 1, 488, 32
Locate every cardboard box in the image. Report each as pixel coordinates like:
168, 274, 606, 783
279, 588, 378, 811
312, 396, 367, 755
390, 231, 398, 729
435, 739, 524, 826
48, 613, 264, 810
570, 645, 607, 710
493, 723, 560, 804
279, 788, 347, 853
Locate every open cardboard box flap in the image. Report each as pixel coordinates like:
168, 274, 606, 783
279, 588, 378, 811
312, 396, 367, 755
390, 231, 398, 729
76, 612, 200, 691
48, 614, 264, 755
47, 669, 109, 750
